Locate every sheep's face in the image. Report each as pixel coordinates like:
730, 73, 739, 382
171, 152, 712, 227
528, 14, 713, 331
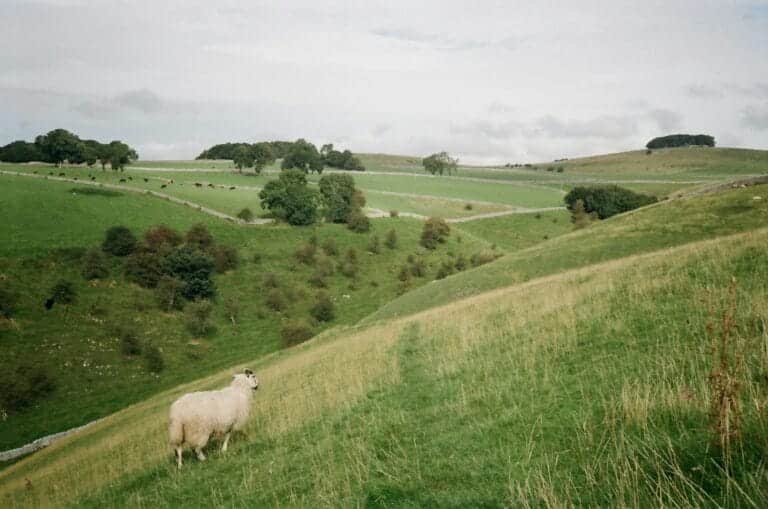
234, 370, 259, 391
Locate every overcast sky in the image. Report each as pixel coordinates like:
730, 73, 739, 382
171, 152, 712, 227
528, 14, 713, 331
1, 0, 767, 163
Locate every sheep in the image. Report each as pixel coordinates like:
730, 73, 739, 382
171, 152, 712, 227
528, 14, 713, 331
168, 369, 259, 468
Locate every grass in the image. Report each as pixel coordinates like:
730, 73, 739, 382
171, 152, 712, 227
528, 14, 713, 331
368, 183, 768, 322
2, 225, 767, 507
0, 175, 488, 451
363, 192, 513, 218
454, 209, 572, 250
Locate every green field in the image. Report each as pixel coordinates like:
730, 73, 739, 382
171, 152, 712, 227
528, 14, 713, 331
0, 175, 493, 451
3, 147, 768, 507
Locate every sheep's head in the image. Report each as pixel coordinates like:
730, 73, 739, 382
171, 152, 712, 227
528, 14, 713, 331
233, 369, 259, 391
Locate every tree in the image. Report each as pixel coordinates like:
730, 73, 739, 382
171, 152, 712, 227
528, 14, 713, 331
318, 173, 357, 223
34, 128, 84, 166
564, 185, 657, 219
422, 152, 458, 176
163, 245, 216, 300
107, 141, 138, 171
0, 140, 42, 163
281, 138, 324, 173
251, 142, 275, 175
233, 145, 254, 172
259, 169, 319, 225
646, 134, 715, 149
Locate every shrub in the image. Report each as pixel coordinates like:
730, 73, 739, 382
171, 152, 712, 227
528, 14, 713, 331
50, 280, 76, 305
252, 252, 262, 264
281, 319, 314, 346
102, 226, 137, 256
420, 217, 450, 249
212, 245, 239, 273
0, 364, 56, 413
564, 185, 657, 219
143, 225, 182, 253
156, 276, 185, 311
185, 223, 214, 250
263, 272, 280, 288
315, 255, 335, 278
347, 209, 370, 233
125, 248, 165, 288
185, 299, 215, 336
339, 262, 358, 279
82, 248, 109, 280
0, 281, 19, 319
115, 324, 142, 356
367, 234, 380, 254
308, 272, 327, 288
397, 265, 411, 282
237, 208, 254, 222
321, 238, 338, 256
471, 250, 501, 267
409, 257, 427, 278
266, 288, 287, 312
385, 228, 398, 249
455, 254, 468, 271
224, 297, 240, 326
295, 242, 317, 265
435, 260, 454, 280
144, 344, 165, 373
310, 292, 335, 322
464, 203, 473, 210
571, 199, 591, 229
163, 246, 216, 300
389, 210, 399, 218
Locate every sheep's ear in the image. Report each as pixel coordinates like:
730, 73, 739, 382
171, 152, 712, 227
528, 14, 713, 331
244, 368, 253, 375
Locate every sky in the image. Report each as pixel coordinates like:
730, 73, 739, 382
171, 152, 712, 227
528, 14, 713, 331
1, 0, 767, 164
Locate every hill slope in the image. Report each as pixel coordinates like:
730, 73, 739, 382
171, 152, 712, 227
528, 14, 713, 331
1, 220, 767, 507
371, 183, 768, 322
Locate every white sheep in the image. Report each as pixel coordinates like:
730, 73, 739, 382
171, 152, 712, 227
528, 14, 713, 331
168, 369, 259, 468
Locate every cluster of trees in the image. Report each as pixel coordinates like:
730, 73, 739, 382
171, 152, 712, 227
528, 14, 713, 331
646, 134, 715, 149
95, 223, 238, 306
197, 139, 366, 173
423, 152, 459, 176
0, 129, 138, 169
259, 171, 369, 229
320, 144, 365, 171
564, 185, 657, 221
197, 141, 293, 161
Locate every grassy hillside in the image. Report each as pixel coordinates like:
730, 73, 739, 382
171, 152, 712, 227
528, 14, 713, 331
0, 175, 489, 451
2, 224, 766, 507
369, 183, 768, 322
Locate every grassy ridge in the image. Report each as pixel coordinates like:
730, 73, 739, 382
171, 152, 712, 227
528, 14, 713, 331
2, 226, 767, 507
368, 184, 768, 322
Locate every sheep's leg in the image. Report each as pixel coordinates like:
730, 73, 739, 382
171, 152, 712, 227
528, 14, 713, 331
175, 447, 183, 469
195, 447, 207, 461
221, 432, 231, 453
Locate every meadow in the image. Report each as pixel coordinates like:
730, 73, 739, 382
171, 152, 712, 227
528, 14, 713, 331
2, 223, 766, 507
0, 174, 493, 451
2, 146, 768, 507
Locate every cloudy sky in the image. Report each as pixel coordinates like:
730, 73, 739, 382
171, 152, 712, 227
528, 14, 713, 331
1, 0, 767, 163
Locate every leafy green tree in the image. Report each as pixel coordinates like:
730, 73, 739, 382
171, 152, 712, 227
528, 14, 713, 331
281, 138, 324, 173
163, 245, 216, 300
259, 169, 319, 225
0, 140, 42, 163
34, 129, 85, 166
251, 142, 275, 175
564, 185, 656, 219
318, 173, 357, 223
422, 151, 458, 176
233, 145, 254, 172
107, 141, 138, 171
